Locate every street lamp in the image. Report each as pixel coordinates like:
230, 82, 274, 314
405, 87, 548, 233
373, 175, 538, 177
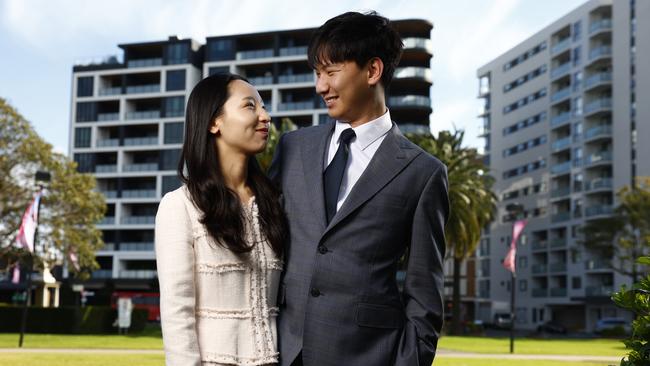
505, 202, 524, 354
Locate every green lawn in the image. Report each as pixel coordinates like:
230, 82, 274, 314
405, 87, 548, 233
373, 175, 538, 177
433, 359, 613, 366
0, 326, 163, 349
438, 336, 626, 357
0, 353, 164, 366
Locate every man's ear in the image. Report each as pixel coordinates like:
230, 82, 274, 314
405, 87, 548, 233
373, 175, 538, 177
367, 57, 384, 86
209, 117, 221, 135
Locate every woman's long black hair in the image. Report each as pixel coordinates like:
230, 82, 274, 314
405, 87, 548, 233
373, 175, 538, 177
178, 73, 286, 256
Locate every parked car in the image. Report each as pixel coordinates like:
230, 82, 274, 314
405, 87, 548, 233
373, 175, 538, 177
536, 321, 567, 334
493, 313, 512, 329
595, 318, 631, 334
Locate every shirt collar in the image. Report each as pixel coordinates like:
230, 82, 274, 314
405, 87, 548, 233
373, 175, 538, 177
332, 109, 393, 151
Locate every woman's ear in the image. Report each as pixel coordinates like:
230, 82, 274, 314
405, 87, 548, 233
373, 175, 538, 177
209, 117, 221, 135
367, 57, 384, 86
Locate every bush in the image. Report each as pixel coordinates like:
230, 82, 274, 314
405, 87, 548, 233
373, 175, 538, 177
600, 326, 627, 338
0, 305, 148, 334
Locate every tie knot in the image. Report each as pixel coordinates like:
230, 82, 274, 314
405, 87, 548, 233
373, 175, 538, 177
339, 128, 356, 145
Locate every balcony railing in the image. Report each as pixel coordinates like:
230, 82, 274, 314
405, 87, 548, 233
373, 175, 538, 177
551, 187, 571, 198
551, 37, 571, 55
394, 67, 433, 82
127, 58, 163, 68
97, 113, 120, 121
585, 205, 614, 217
92, 270, 113, 279
532, 288, 548, 298
549, 262, 567, 273
550, 287, 568, 297
586, 285, 614, 296
531, 240, 548, 251
551, 211, 571, 223
551, 112, 571, 127
551, 87, 571, 103
584, 125, 612, 140
531, 264, 547, 274
123, 137, 158, 146
126, 84, 161, 94
277, 101, 314, 111
95, 164, 117, 173
121, 189, 156, 198
589, 46, 612, 61
125, 111, 160, 120
278, 73, 314, 84
403, 38, 433, 53
388, 95, 431, 107
279, 46, 308, 56
584, 151, 612, 166
98, 217, 115, 225
236, 49, 274, 60
584, 98, 612, 115
121, 216, 155, 225
551, 161, 572, 175
100, 190, 118, 198
549, 238, 567, 248
119, 270, 157, 279
585, 259, 611, 270
98, 243, 115, 251
98, 87, 122, 96
551, 136, 571, 152
120, 242, 155, 251
247, 76, 274, 86
590, 19, 612, 34
96, 139, 119, 147
585, 177, 613, 191
550, 63, 571, 79
584, 72, 612, 89
123, 163, 159, 172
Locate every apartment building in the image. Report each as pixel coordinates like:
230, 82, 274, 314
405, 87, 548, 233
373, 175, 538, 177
476, 0, 649, 332
68, 20, 433, 303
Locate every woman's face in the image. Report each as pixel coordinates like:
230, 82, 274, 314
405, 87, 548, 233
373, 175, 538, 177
211, 80, 271, 155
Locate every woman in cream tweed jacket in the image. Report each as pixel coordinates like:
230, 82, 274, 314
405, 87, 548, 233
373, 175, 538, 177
155, 73, 287, 366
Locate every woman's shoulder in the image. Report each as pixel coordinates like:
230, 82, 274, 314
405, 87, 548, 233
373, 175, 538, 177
157, 185, 195, 218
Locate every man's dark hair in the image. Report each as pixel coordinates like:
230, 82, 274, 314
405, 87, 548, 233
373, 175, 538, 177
308, 11, 404, 88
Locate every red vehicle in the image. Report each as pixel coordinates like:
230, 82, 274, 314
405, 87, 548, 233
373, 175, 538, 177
111, 291, 160, 322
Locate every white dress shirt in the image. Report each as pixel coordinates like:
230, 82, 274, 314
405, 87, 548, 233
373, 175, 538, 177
324, 109, 393, 211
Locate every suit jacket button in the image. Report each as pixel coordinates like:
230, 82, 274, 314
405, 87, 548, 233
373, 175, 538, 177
310, 288, 321, 297
318, 245, 328, 254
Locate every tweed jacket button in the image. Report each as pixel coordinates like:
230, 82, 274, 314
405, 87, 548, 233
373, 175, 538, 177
318, 245, 328, 254
310, 288, 321, 297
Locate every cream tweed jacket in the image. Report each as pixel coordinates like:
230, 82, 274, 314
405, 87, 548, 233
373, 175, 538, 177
155, 186, 282, 366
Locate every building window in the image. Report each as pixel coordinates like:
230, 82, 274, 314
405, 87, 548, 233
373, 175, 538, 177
519, 280, 528, 292
572, 276, 582, 289
572, 21, 582, 42
76, 102, 97, 122
164, 96, 185, 118
73, 153, 94, 173
166, 43, 189, 65
572, 97, 583, 116
74, 127, 91, 148
206, 39, 236, 61
77, 76, 94, 97
166, 70, 186, 91
162, 175, 182, 195
572, 46, 582, 67
208, 66, 230, 76
164, 122, 184, 144
519, 256, 528, 269
160, 149, 181, 171
573, 71, 583, 92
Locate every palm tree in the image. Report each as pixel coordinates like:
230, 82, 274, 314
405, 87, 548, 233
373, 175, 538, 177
407, 130, 497, 335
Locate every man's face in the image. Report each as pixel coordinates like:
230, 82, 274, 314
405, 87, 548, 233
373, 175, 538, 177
315, 60, 371, 124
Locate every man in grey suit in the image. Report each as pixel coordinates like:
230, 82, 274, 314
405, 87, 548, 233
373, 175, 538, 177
269, 11, 449, 366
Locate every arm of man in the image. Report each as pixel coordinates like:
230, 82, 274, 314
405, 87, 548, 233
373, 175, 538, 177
394, 163, 450, 366
155, 192, 201, 366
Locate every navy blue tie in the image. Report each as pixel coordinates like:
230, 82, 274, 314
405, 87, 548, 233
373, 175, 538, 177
324, 128, 356, 224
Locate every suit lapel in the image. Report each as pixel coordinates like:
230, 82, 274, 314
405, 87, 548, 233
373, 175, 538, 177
300, 122, 335, 232
322, 124, 421, 237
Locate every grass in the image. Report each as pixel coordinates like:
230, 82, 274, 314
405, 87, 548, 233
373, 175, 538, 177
433, 359, 613, 366
0, 353, 165, 366
438, 336, 626, 357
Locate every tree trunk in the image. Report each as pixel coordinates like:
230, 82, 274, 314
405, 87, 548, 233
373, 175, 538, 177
451, 256, 463, 335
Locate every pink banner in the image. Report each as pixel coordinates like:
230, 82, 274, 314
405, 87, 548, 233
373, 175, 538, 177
16, 191, 42, 253
503, 219, 527, 273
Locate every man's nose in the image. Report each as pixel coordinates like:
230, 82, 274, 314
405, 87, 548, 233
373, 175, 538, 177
315, 75, 328, 95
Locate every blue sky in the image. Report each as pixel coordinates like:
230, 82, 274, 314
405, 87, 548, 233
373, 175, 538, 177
0, 0, 586, 154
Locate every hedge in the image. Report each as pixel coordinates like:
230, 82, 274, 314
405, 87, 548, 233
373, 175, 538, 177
0, 304, 148, 334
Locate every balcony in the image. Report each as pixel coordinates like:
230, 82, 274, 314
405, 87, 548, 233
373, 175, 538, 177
100, 190, 118, 199
586, 286, 614, 296
98, 217, 115, 225
91, 270, 113, 279
589, 46, 612, 61
123, 163, 158, 172
551, 161, 571, 175
394, 67, 433, 83
127, 58, 163, 68
549, 262, 567, 273
584, 98, 612, 115
124, 137, 158, 146
279, 46, 308, 56
585, 205, 614, 217
532, 240, 548, 251
551, 87, 571, 103
98, 243, 115, 251
388, 95, 431, 108
121, 216, 155, 225
126, 84, 161, 94
584, 72, 612, 90
97, 112, 120, 121
532, 288, 548, 298
236, 49, 274, 60
584, 125, 612, 141
120, 242, 155, 251
550, 287, 568, 297
247, 76, 274, 86
585, 177, 613, 191
278, 73, 314, 84
584, 151, 612, 166
551, 211, 571, 223
98, 87, 122, 96
549, 238, 567, 248
532, 264, 547, 274
403, 38, 433, 53
551, 187, 571, 199
551, 136, 571, 152
590, 19, 612, 34
96, 139, 119, 147
95, 164, 117, 173
550, 63, 571, 79
585, 259, 611, 271
551, 112, 571, 127
277, 101, 314, 111
121, 189, 157, 198
551, 38, 571, 55
119, 270, 157, 279
125, 111, 161, 120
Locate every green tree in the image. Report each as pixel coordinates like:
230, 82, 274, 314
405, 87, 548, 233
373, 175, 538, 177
406, 130, 497, 335
612, 256, 650, 365
580, 178, 650, 284
0, 98, 105, 279
257, 118, 297, 172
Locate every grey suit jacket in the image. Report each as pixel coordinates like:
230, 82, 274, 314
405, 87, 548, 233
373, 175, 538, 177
269, 121, 449, 366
